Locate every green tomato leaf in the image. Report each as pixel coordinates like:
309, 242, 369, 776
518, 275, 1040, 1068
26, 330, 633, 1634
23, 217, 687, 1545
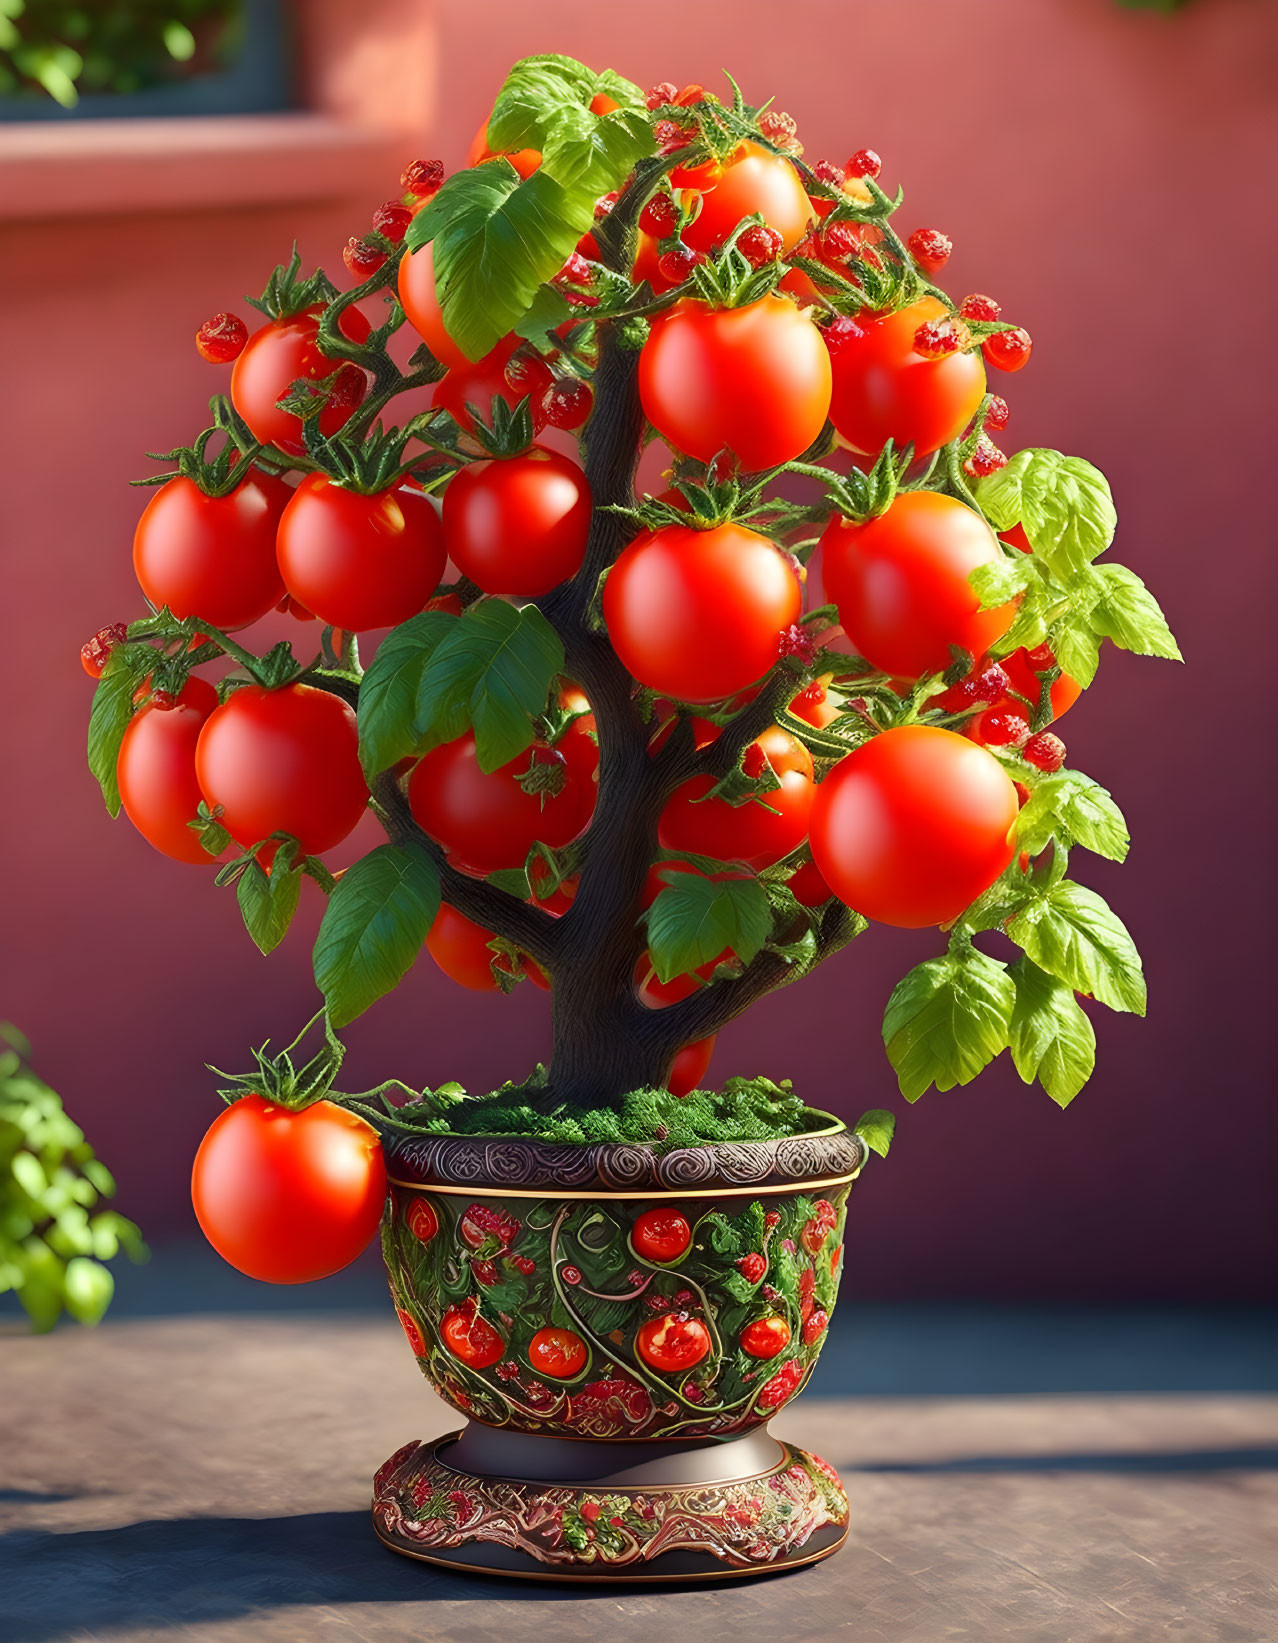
976, 449, 1117, 578
853, 1109, 896, 1159
1082, 563, 1183, 661
1007, 880, 1146, 1016
416, 600, 564, 773
357, 610, 458, 778
313, 843, 441, 1027
1017, 771, 1130, 862
1049, 613, 1102, 688
970, 554, 1036, 611
62, 1256, 114, 1326
236, 847, 302, 955
647, 871, 772, 984
485, 54, 646, 152
1008, 956, 1097, 1107
882, 947, 1015, 1101
87, 644, 154, 816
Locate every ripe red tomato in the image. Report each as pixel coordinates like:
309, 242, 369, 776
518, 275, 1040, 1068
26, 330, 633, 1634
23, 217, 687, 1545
528, 1326, 588, 1379
441, 1301, 505, 1368
433, 335, 548, 438
231, 306, 371, 455
636, 950, 725, 1009
639, 295, 832, 471
442, 447, 591, 597
740, 1315, 791, 1359
637, 1313, 711, 1372
681, 140, 814, 256
604, 523, 801, 703
195, 683, 367, 854
827, 297, 986, 458
809, 725, 1018, 928
133, 472, 289, 631
407, 733, 592, 876
787, 858, 832, 907
397, 240, 469, 369
659, 725, 814, 869
117, 676, 221, 864
406, 1195, 439, 1244
190, 1094, 386, 1283
631, 1207, 692, 1263
668, 1034, 716, 1096
821, 491, 1015, 680
426, 903, 547, 992
275, 474, 445, 631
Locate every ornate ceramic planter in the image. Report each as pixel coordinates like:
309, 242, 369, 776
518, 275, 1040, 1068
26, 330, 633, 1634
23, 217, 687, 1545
374, 1116, 867, 1580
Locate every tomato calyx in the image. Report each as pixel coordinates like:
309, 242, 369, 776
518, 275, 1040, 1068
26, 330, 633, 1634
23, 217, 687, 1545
246, 245, 340, 323
131, 423, 266, 502
208, 1008, 348, 1116
295, 418, 427, 496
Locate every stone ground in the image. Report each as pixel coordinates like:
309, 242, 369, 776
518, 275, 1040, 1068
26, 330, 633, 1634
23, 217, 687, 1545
2, 1290, 1277, 1643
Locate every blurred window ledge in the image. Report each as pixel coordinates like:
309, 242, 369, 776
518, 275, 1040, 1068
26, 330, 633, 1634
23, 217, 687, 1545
0, 113, 404, 219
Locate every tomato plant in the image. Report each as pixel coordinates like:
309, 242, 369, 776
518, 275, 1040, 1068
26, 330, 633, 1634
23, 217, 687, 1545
231, 306, 371, 456
117, 677, 221, 863
680, 140, 815, 257
659, 725, 815, 869
134, 472, 289, 631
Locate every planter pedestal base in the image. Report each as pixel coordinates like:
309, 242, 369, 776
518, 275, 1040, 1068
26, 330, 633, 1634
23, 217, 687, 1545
371, 1425, 849, 1582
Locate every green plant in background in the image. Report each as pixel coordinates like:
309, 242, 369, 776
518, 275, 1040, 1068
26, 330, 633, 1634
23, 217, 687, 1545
0, 1025, 145, 1330
0, 0, 241, 107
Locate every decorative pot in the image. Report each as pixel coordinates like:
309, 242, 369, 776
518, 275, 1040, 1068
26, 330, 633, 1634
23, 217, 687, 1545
373, 1116, 867, 1581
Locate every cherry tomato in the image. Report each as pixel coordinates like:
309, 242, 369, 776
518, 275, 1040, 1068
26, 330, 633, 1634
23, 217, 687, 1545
787, 858, 832, 907
636, 950, 724, 1009
191, 1094, 386, 1283
640, 294, 832, 471
636, 1313, 711, 1373
993, 646, 1082, 725
433, 335, 548, 438
740, 1315, 791, 1359
406, 1195, 439, 1244
604, 522, 801, 703
827, 296, 986, 458
659, 725, 814, 869
631, 1207, 692, 1263
195, 683, 367, 854
809, 725, 1018, 928
275, 474, 445, 631
408, 733, 591, 876
441, 1301, 505, 1368
117, 676, 220, 864
133, 472, 289, 631
397, 239, 469, 369
426, 903, 546, 992
231, 306, 371, 455
821, 491, 1015, 680
681, 140, 814, 256
442, 447, 591, 597
668, 1034, 716, 1096
528, 1326, 588, 1379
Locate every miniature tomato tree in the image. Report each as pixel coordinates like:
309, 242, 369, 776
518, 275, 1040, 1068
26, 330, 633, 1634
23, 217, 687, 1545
84, 57, 1180, 1276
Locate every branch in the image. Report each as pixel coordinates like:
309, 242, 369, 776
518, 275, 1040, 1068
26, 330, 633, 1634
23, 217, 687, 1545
695, 666, 799, 780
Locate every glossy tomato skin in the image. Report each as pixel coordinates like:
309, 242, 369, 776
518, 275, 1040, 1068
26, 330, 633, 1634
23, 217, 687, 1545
441, 1301, 505, 1368
433, 336, 547, 438
681, 140, 814, 256
636, 1313, 711, 1372
425, 903, 548, 992
740, 1315, 791, 1359
528, 1326, 588, 1379
631, 1208, 692, 1263
810, 725, 1018, 928
639, 295, 832, 471
604, 523, 801, 704
407, 733, 591, 876
821, 491, 1015, 680
231, 306, 371, 455
828, 296, 986, 458
191, 1095, 386, 1283
397, 240, 469, 369
442, 447, 591, 597
659, 726, 815, 869
668, 1034, 716, 1096
195, 683, 367, 854
117, 676, 221, 864
133, 472, 289, 630
275, 474, 445, 630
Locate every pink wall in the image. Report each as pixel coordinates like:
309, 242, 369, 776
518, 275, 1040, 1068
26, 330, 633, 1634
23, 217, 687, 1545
2, 0, 1274, 1300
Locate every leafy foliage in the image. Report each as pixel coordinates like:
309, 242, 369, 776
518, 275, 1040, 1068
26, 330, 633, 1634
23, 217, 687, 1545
883, 946, 1016, 1101
313, 844, 441, 1026
646, 870, 771, 982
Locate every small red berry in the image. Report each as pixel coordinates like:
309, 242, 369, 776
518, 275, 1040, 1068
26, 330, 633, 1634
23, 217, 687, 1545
656, 241, 702, 284
973, 663, 1012, 704
984, 395, 1010, 433
80, 622, 128, 679
558, 252, 593, 287
561, 1265, 582, 1285
1024, 643, 1057, 670
984, 327, 1033, 373
802, 1307, 829, 1346
504, 351, 554, 397
653, 118, 693, 153
764, 1210, 781, 1230
401, 158, 444, 198
343, 236, 387, 279
737, 223, 784, 267
594, 190, 619, 220
818, 221, 861, 263
757, 110, 800, 153
1023, 731, 1066, 772
821, 314, 866, 357
495, 1360, 519, 1382
472, 1258, 497, 1287
812, 158, 846, 188
674, 83, 708, 106
513, 1256, 537, 1276
907, 228, 952, 273
195, 312, 248, 364
646, 81, 678, 110
148, 688, 178, 712
777, 623, 817, 664
914, 315, 971, 360
372, 201, 412, 242
738, 1252, 767, 1284
960, 293, 1002, 324
640, 191, 679, 238
541, 378, 593, 431
964, 436, 1008, 477
975, 710, 1030, 748
846, 148, 882, 179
